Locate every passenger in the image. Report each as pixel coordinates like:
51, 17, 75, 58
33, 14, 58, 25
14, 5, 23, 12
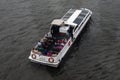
45, 33, 52, 38
67, 26, 74, 41
41, 38, 48, 49
44, 36, 54, 43
52, 51, 58, 57
61, 39, 67, 46
32, 48, 42, 55
55, 39, 66, 46
36, 46, 47, 55
55, 40, 60, 44
42, 38, 51, 45
51, 25, 60, 37
41, 42, 48, 49
46, 33, 57, 43
56, 45, 63, 50
36, 46, 43, 52
51, 25, 56, 37
47, 51, 52, 56
37, 41, 42, 46
52, 45, 63, 52
59, 39, 66, 44
52, 51, 58, 54
66, 30, 70, 38
52, 47, 60, 52
42, 49, 48, 55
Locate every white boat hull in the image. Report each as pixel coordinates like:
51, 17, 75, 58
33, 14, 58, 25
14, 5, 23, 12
28, 8, 92, 67
29, 57, 59, 67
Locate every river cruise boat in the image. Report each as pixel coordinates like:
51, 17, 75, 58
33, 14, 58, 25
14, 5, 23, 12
28, 8, 92, 67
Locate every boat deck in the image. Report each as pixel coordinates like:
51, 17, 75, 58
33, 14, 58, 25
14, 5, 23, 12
35, 33, 69, 57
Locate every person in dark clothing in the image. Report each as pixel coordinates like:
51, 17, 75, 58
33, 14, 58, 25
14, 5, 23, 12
51, 26, 55, 37
51, 25, 60, 37
36, 46, 47, 55
67, 26, 74, 41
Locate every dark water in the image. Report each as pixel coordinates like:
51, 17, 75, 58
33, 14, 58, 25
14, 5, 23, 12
0, 0, 120, 80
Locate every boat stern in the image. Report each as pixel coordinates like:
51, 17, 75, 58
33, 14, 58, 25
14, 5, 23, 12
28, 51, 60, 67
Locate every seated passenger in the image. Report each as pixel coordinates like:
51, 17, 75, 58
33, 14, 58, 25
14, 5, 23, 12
47, 51, 52, 56
37, 41, 42, 46
56, 45, 63, 50
41, 38, 51, 46
32, 48, 42, 55
55, 39, 66, 46
45, 33, 52, 38
52, 51, 58, 57
52, 45, 63, 52
40, 38, 49, 49
36, 46, 47, 55
45, 37, 54, 43
67, 26, 73, 40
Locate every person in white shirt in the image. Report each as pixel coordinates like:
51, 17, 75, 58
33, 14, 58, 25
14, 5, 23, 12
37, 41, 42, 46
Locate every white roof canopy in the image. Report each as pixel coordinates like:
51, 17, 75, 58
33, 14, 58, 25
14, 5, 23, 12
51, 19, 64, 26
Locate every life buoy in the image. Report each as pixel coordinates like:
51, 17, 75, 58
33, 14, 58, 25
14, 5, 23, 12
32, 54, 36, 59
48, 57, 54, 63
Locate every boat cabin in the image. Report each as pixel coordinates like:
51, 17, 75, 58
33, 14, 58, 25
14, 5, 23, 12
50, 19, 75, 37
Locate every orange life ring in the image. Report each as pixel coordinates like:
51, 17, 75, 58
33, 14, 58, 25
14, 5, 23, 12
32, 54, 36, 59
48, 57, 54, 63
